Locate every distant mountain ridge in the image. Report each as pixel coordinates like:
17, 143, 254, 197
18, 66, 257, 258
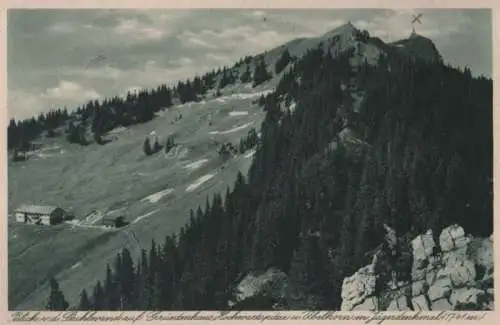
261, 21, 443, 70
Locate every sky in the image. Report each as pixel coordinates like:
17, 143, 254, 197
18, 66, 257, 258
7, 8, 492, 121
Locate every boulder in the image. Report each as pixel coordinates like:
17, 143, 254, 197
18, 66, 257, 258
428, 277, 452, 301
439, 225, 467, 252
412, 294, 431, 310
431, 298, 453, 310
442, 246, 468, 266
341, 264, 377, 310
450, 287, 486, 307
412, 267, 427, 282
412, 230, 435, 262
449, 260, 476, 288
467, 237, 493, 278
232, 268, 289, 305
412, 280, 428, 297
387, 295, 412, 311
426, 269, 437, 286
351, 297, 377, 311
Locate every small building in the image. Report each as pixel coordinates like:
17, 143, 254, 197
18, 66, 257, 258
102, 215, 125, 228
14, 204, 66, 226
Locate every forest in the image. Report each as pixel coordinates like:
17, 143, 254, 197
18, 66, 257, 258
41, 39, 492, 310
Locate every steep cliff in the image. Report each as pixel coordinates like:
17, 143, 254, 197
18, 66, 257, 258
340, 225, 493, 311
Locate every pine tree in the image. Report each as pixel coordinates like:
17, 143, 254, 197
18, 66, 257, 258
78, 289, 92, 310
120, 248, 136, 309
240, 65, 252, 83
275, 49, 293, 74
252, 58, 272, 87
143, 138, 152, 156
92, 281, 105, 310
46, 277, 69, 311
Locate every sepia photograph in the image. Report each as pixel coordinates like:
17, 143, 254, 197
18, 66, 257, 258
5, 6, 494, 314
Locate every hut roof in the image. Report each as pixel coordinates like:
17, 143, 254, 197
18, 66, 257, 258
15, 204, 59, 215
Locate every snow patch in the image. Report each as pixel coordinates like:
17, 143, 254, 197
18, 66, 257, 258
156, 110, 169, 118
244, 150, 256, 159
80, 210, 104, 225
184, 159, 209, 171
178, 147, 189, 159
186, 174, 215, 192
41, 146, 61, 151
132, 209, 160, 224
71, 262, 82, 270
141, 189, 174, 204
234, 90, 273, 100
37, 153, 53, 159
164, 145, 188, 159
209, 122, 254, 135
229, 111, 249, 116
65, 219, 80, 226
212, 89, 273, 104
108, 126, 128, 135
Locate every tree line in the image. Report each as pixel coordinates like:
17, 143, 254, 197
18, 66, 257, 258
8, 52, 277, 153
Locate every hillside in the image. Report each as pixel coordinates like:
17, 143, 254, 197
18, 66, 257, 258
8, 81, 270, 309
8, 22, 493, 311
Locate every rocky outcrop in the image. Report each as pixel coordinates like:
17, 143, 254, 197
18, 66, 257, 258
391, 32, 443, 63
228, 268, 289, 308
340, 225, 493, 311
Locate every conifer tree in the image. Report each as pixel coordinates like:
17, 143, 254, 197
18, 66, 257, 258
252, 58, 272, 87
240, 65, 252, 83
92, 281, 105, 310
143, 138, 152, 156
78, 289, 92, 310
46, 277, 69, 311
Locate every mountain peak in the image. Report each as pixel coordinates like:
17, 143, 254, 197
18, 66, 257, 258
323, 21, 359, 38
391, 31, 443, 63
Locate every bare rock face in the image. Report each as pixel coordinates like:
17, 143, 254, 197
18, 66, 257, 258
340, 224, 493, 311
340, 264, 377, 311
228, 268, 289, 308
412, 230, 435, 262
439, 224, 468, 252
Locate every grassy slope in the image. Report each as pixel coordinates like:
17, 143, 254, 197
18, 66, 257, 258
8, 83, 271, 310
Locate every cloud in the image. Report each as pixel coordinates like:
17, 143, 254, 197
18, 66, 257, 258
353, 9, 473, 42
205, 53, 230, 63
8, 89, 46, 120
47, 22, 75, 34
179, 25, 304, 56
63, 65, 123, 81
42, 80, 101, 101
113, 18, 167, 41
179, 32, 216, 49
